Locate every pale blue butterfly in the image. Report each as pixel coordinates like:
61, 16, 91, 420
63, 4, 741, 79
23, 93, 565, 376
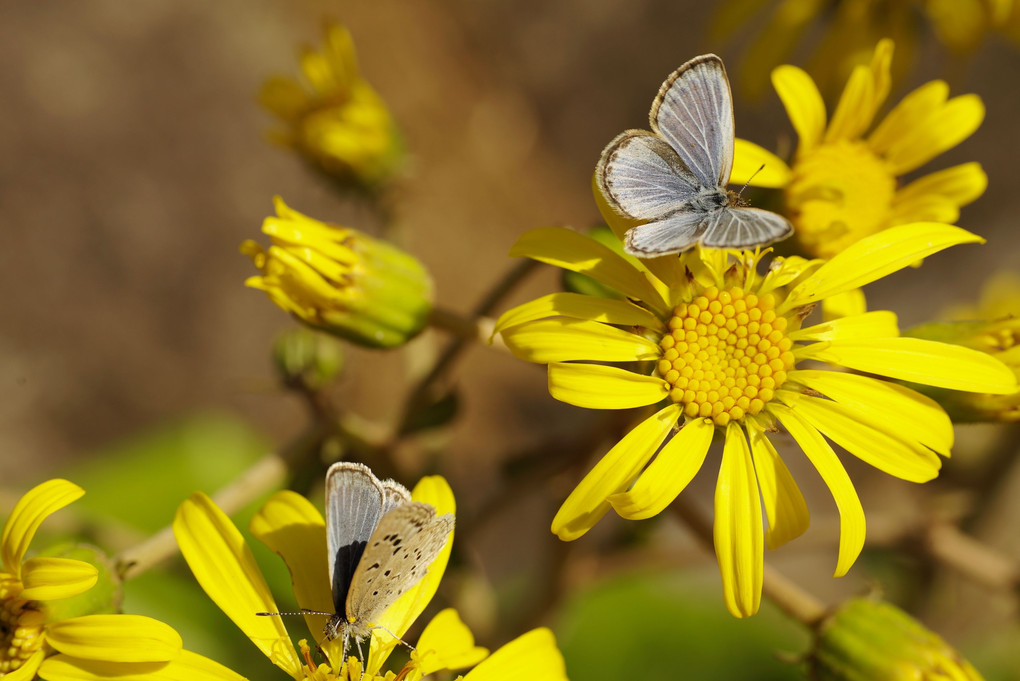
596, 54, 793, 257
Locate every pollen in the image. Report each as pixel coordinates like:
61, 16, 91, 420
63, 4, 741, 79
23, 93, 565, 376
787, 139, 897, 259
0, 577, 46, 675
657, 287, 795, 427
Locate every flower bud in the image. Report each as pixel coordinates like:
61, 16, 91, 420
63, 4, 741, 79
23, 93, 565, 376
810, 598, 985, 681
272, 326, 345, 390
243, 197, 433, 349
260, 24, 404, 191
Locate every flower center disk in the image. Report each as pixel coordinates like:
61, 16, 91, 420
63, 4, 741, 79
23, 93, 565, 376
0, 577, 46, 675
657, 287, 795, 426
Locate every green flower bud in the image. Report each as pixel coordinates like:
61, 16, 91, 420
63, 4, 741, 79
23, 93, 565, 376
243, 197, 433, 349
272, 326, 346, 390
810, 598, 985, 681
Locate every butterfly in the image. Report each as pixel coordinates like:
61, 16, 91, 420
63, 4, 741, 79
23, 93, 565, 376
323, 462, 453, 655
258, 462, 454, 666
596, 54, 793, 257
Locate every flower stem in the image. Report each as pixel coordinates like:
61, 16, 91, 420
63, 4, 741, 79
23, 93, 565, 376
404, 258, 538, 426
114, 424, 322, 580
926, 521, 1019, 592
671, 497, 828, 628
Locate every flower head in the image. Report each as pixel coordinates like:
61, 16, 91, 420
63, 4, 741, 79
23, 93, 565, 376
906, 272, 1020, 421
711, 1, 1015, 100
260, 24, 404, 190
733, 40, 987, 259
172, 473, 569, 681
2, 479, 233, 681
242, 197, 433, 349
495, 224, 1016, 617
809, 598, 986, 680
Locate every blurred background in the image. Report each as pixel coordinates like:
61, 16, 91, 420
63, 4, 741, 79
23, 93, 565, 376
2, 1, 1019, 679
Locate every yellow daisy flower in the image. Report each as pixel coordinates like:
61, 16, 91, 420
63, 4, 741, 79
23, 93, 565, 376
241, 197, 433, 349
732, 39, 987, 259
172, 476, 569, 681
907, 272, 1020, 421
712, 0, 1014, 100
2, 479, 238, 681
260, 23, 404, 190
494, 223, 1016, 618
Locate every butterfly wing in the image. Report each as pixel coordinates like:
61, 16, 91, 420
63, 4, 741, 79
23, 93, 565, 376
597, 130, 703, 221
624, 210, 710, 257
650, 54, 734, 189
325, 462, 388, 617
700, 207, 793, 249
345, 503, 455, 627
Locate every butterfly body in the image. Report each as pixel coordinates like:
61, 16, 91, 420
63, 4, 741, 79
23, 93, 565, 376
596, 54, 792, 256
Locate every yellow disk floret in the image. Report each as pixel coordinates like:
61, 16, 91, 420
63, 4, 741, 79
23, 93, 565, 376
0, 577, 46, 675
657, 287, 795, 427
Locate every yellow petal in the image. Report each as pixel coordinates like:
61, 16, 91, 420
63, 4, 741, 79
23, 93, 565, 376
46, 615, 181, 663
791, 369, 953, 455
500, 319, 661, 364
868, 80, 949, 155
368, 476, 456, 673
883, 94, 985, 175
548, 363, 668, 409
772, 65, 826, 153
20, 557, 98, 601
608, 417, 714, 519
824, 64, 875, 143
730, 139, 793, 188
413, 608, 488, 675
493, 292, 664, 337
773, 404, 865, 577
38, 649, 248, 681
782, 223, 983, 310
551, 404, 682, 541
249, 491, 332, 652
789, 311, 898, 342
820, 288, 867, 321
893, 162, 987, 209
462, 628, 567, 681
779, 393, 941, 482
867, 39, 894, 116
797, 337, 1018, 394
746, 421, 809, 550
714, 424, 763, 618
510, 228, 669, 315
889, 195, 960, 225
2, 479, 84, 578
172, 493, 301, 677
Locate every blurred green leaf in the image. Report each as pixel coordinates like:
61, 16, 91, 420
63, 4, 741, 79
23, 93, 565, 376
555, 569, 807, 681
67, 411, 270, 533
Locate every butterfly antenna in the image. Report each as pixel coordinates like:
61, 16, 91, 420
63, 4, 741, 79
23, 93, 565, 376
737, 164, 766, 199
255, 608, 333, 617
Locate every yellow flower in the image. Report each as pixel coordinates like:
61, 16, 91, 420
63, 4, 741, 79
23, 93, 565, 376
906, 272, 1020, 421
260, 23, 404, 190
2, 479, 238, 681
809, 598, 986, 680
172, 475, 569, 681
241, 197, 433, 349
711, 0, 1014, 99
732, 39, 987, 259
495, 223, 1016, 618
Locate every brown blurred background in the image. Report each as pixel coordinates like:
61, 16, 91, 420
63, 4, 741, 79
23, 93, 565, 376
2, 0, 1019, 662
